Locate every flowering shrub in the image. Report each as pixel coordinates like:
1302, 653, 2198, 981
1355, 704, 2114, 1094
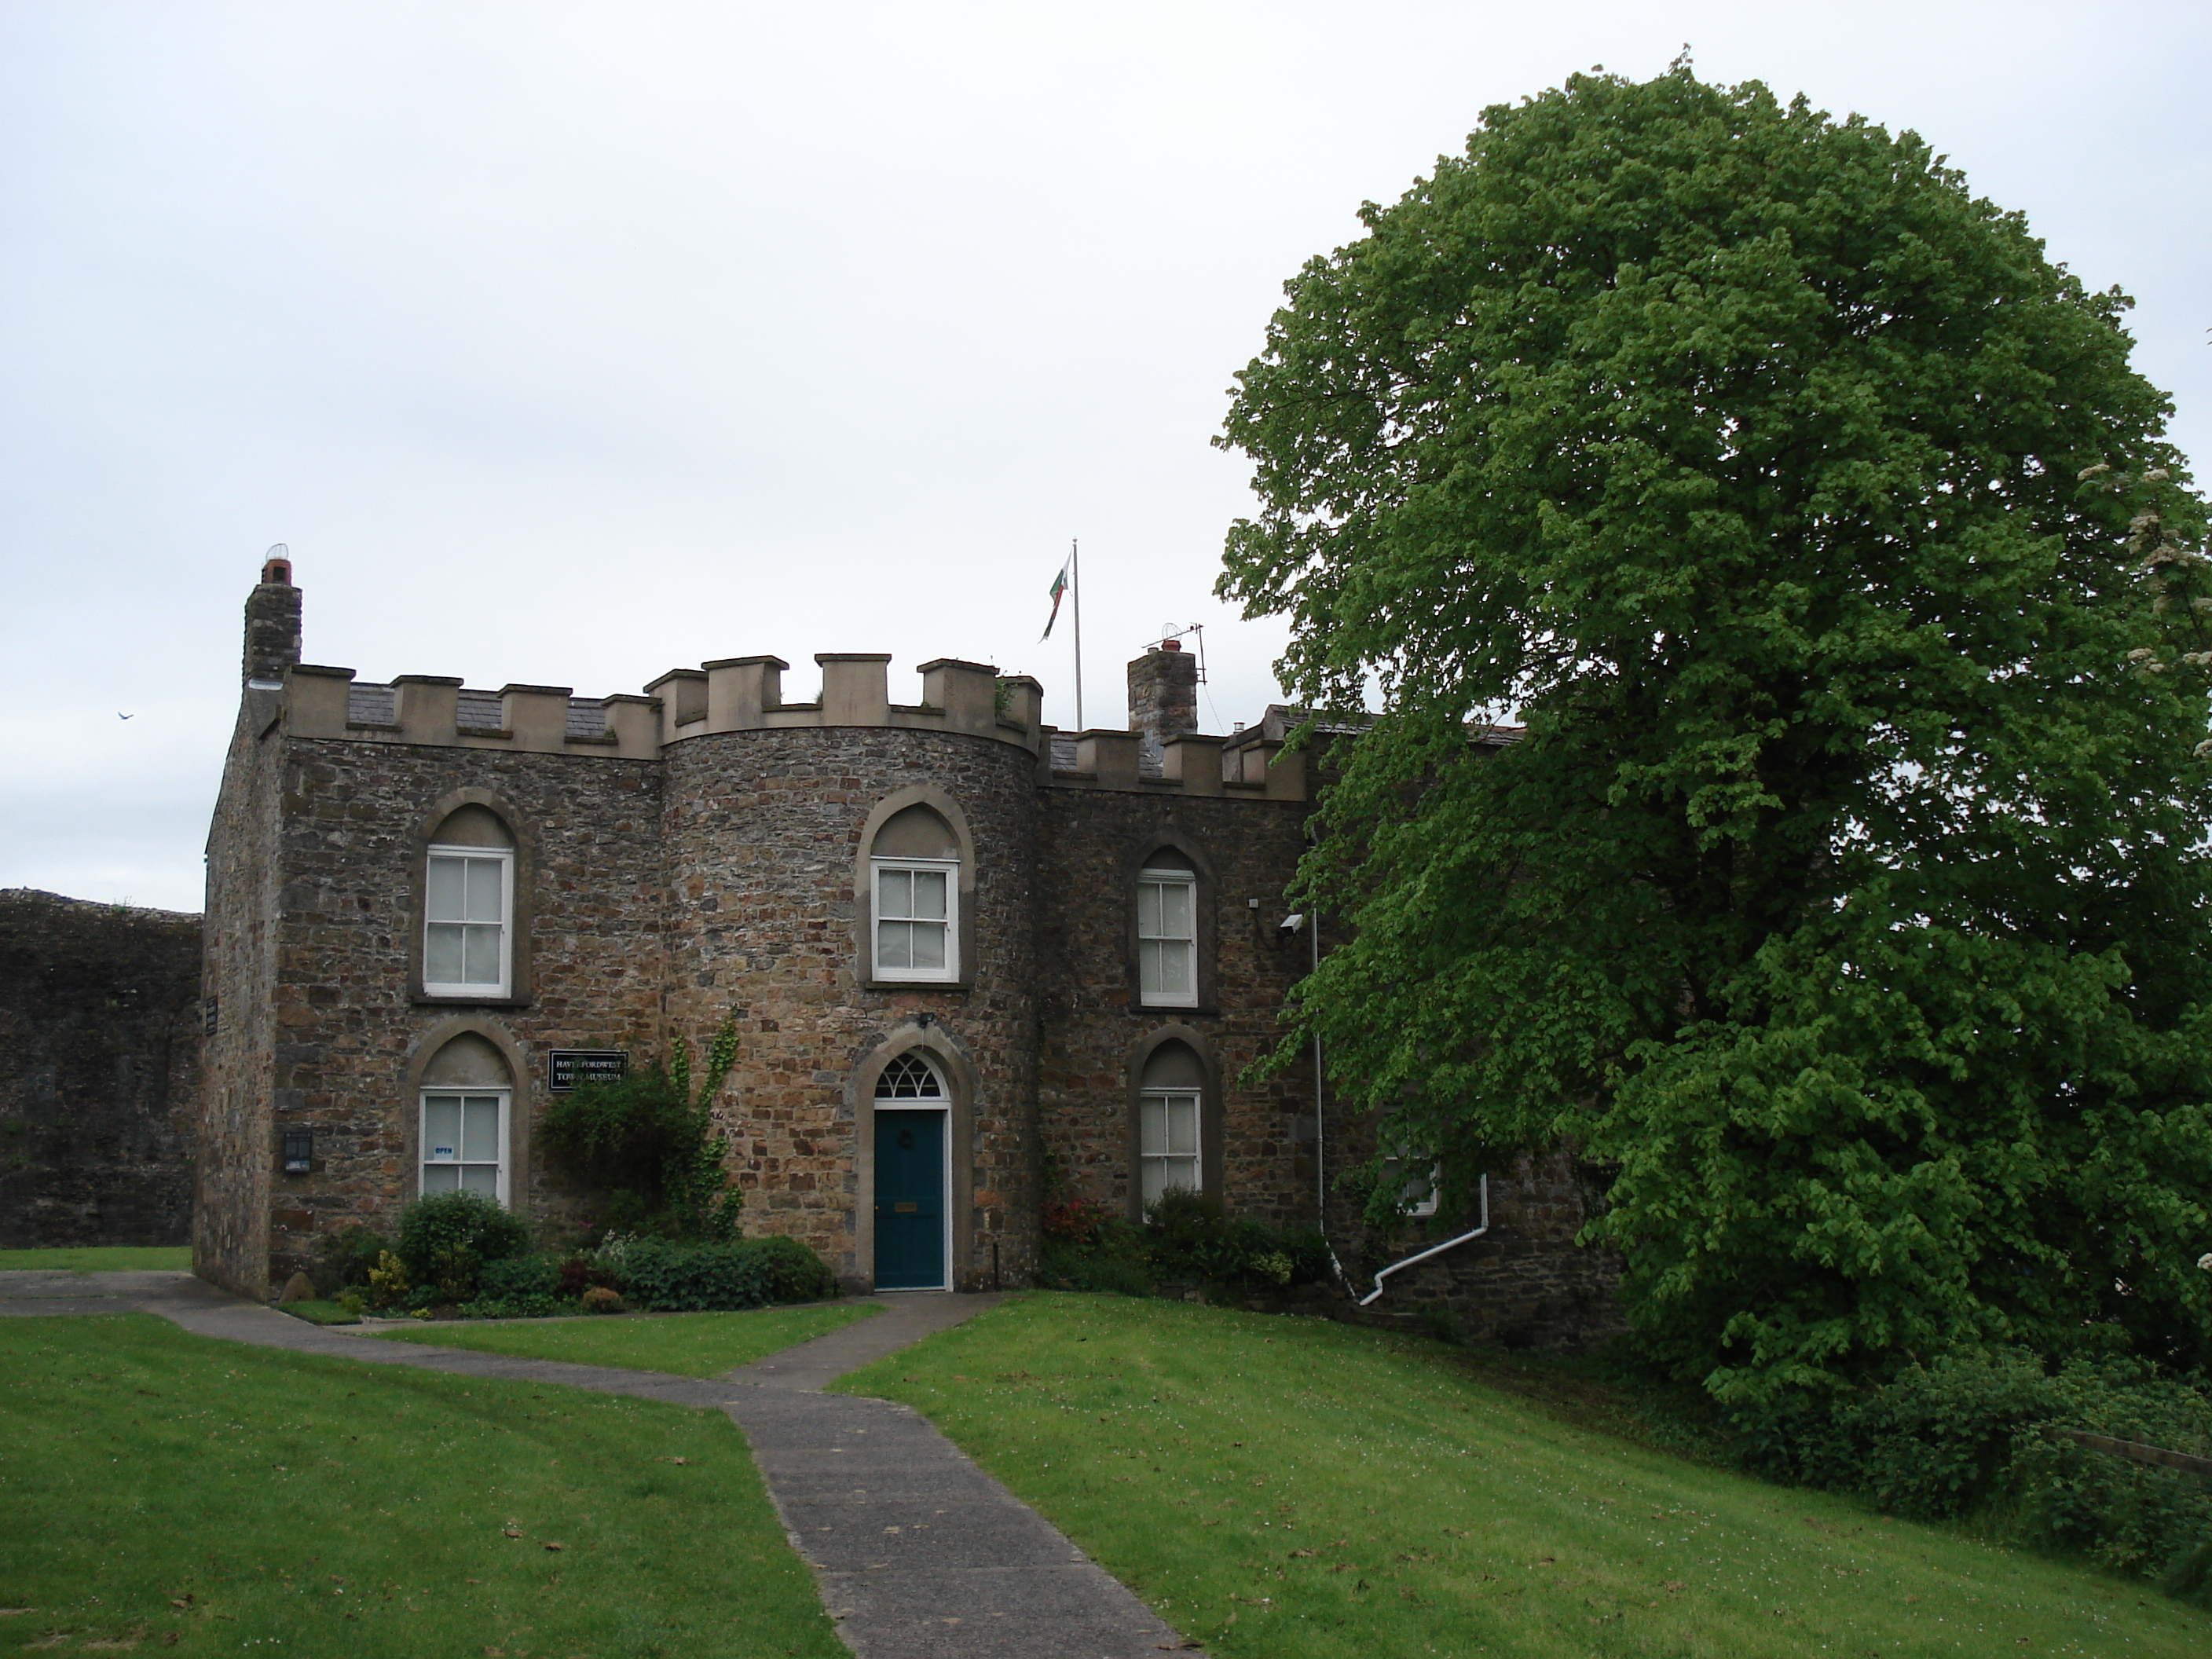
1042, 1199, 1115, 1243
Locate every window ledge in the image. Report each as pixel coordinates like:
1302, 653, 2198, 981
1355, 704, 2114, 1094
411, 991, 534, 1009
860, 978, 972, 994
1131, 999, 1218, 1017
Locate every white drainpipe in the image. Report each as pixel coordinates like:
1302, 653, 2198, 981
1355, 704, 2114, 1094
1357, 1173, 1489, 1306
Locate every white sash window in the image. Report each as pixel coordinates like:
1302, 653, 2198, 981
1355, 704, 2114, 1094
419, 1089, 508, 1202
1137, 869, 1197, 1006
873, 859, 958, 981
425, 845, 513, 997
1138, 1088, 1201, 1207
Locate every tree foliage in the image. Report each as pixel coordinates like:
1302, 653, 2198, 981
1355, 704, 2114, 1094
1217, 64, 2212, 1399
538, 1014, 745, 1243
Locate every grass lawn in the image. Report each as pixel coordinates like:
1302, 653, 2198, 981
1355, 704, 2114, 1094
0, 1244, 192, 1270
0, 1313, 845, 1657
375, 1301, 879, 1376
836, 1292, 2212, 1658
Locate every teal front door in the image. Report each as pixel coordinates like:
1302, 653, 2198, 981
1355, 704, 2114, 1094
873, 1108, 947, 1290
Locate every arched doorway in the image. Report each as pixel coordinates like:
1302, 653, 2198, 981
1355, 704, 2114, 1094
872, 1053, 950, 1290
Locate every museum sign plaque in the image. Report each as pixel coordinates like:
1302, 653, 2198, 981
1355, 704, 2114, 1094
548, 1049, 629, 1093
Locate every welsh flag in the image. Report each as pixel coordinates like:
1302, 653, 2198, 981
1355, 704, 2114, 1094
1040, 555, 1072, 640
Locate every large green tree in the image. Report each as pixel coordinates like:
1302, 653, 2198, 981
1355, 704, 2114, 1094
1218, 64, 2212, 1400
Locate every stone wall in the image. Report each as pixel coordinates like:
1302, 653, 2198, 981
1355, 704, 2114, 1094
1327, 1143, 1624, 1350
196, 693, 284, 1290
0, 888, 200, 1248
1034, 786, 1317, 1225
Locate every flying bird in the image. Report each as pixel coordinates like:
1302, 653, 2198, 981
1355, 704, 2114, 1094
117, 712, 133, 720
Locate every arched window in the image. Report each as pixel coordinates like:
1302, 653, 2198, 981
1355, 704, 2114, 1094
424, 804, 515, 998
418, 1031, 514, 1203
875, 1053, 947, 1099
1137, 1040, 1205, 1207
869, 804, 959, 983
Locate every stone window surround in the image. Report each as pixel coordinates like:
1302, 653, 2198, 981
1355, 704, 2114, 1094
1119, 830, 1219, 1015
1122, 1026, 1224, 1220
400, 1016, 534, 1210
852, 786, 978, 994
848, 1023, 978, 1291
408, 787, 537, 1009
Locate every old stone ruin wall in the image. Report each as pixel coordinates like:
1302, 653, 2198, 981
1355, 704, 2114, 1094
1323, 1139, 1625, 1352
0, 890, 201, 1247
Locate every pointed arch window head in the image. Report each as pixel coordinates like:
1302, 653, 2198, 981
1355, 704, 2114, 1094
876, 1053, 947, 1099
870, 804, 960, 983
424, 806, 515, 998
418, 1031, 513, 1203
1137, 1040, 1205, 1207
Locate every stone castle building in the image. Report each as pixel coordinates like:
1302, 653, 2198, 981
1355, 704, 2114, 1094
194, 558, 1615, 1342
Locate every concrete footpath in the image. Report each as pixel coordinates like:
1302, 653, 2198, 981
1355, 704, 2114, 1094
0, 1269, 1192, 1659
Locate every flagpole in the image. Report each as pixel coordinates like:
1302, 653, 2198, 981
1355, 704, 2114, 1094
1071, 537, 1084, 732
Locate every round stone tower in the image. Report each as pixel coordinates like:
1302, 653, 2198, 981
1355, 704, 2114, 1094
654, 652, 1046, 1291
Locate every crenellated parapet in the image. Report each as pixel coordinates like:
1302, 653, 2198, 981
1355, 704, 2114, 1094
283, 665, 666, 760
266, 629, 1309, 799
642, 654, 1044, 753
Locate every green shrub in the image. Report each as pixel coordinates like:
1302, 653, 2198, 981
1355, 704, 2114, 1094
313, 1225, 390, 1294
749, 1235, 839, 1303
1733, 1349, 2212, 1591
2166, 1540, 2212, 1608
1036, 1196, 1330, 1299
1088, 1255, 1157, 1297
1042, 1237, 1155, 1298
613, 1239, 771, 1313
477, 1254, 562, 1304
456, 1293, 564, 1320
1141, 1192, 1332, 1293
539, 1015, 744, 1243
580, 1285, 625, 1314
394, 1191, 531, 1305
366, 1251, 411, 1310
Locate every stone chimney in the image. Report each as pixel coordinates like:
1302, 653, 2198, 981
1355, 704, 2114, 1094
1127, 639, 1199, 766
244, 548, 302, 688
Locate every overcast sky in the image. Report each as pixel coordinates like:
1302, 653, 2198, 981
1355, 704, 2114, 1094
3, 2, 2206, 914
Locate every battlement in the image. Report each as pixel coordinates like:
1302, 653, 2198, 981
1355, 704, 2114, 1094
640, 654, 1045, 752
246, 568, 1308, 799
265, 657, 1306, 799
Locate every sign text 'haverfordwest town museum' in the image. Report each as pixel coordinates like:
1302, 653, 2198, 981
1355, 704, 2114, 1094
196, 560, 1615, 1339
